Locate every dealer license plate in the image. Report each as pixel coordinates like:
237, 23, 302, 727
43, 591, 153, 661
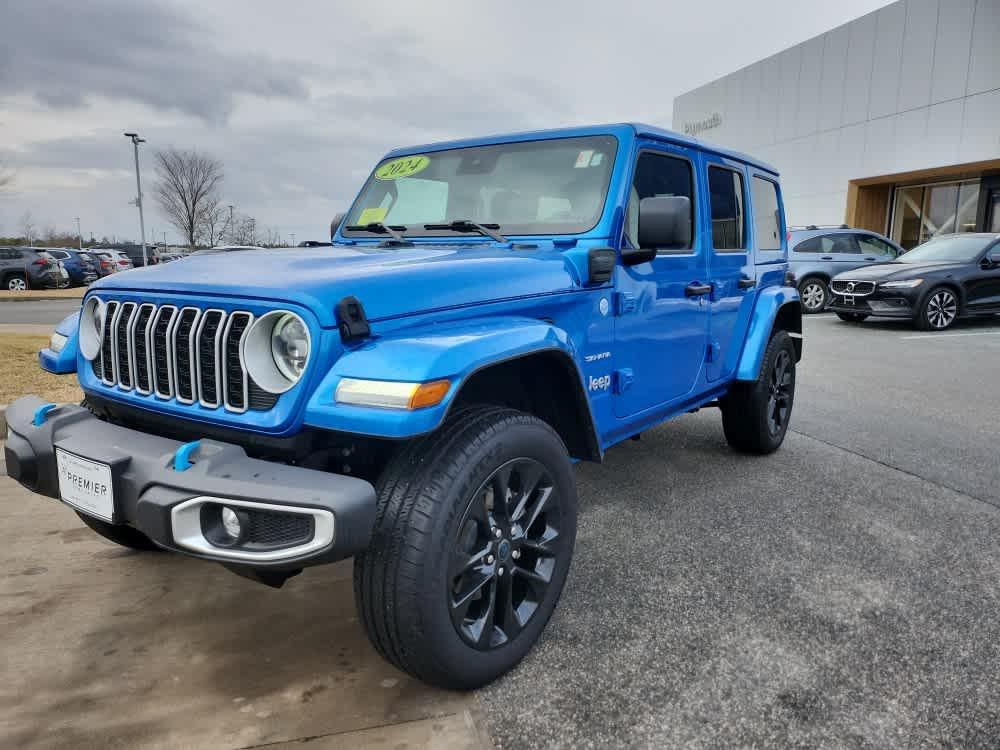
56, 449, 114, 521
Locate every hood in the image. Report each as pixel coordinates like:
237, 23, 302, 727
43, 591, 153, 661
834, 261, 969, 282
90, 243, 582, 327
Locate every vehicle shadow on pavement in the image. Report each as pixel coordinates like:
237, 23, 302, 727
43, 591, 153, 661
477, 413, 1000, 749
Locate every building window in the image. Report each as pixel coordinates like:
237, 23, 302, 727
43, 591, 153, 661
751, 177, 781, 251
708, 166, 745, 251
890, 179, 980, 250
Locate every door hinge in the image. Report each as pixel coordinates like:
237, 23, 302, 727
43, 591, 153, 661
613, 368, 634, 394
614, 292, 637, 316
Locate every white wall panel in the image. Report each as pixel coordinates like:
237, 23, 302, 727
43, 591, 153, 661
862, 116, 897, 177
897, 0, 938, 112
755, 55, 782, 147
893, 107, 929, 173
813, 129, 841, 193
795, 36, 824, 139
959, 88, 1000, 163
835, 123, 868, 185
924, 99, 964, 168
818, 26, 850, 132
841, 12, 877, 125
741, 62, 764, 148
869, 2, 906, 119
967, 0, 1000, 96
930, 0, 975, 104
776, 47, 803, 143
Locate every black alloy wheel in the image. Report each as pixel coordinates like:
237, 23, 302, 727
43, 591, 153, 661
766, 349, 793, 438
450, 457, 562, 650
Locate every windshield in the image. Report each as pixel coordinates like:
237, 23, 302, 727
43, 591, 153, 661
898, 234, 995, 263
343, 136, 618, 239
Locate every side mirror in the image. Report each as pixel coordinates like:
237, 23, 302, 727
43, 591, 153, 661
330, 212, 346, 242
624, 196, 691, 265
983, 251, 1000, 269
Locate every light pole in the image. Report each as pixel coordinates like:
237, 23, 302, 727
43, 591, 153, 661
124, 132, 148, 266
290, 232, 296, 247
75, 217, 83, 250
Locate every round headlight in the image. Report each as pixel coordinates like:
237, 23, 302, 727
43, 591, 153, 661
243, 311, 311, 394
79, 296, 105, 361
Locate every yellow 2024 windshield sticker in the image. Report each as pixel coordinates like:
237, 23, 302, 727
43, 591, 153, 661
357, 206, 388, 224
375, 155, 430, 180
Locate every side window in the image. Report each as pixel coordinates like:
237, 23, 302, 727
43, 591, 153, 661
625, 151, 695, 254
825, 234, 860, 254
793, 237, 821, 253
751, 177, 781, 251
707, 166, 745, 251
857, 235, 897, 257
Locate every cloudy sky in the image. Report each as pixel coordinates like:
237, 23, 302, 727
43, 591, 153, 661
1, 0, 891, 245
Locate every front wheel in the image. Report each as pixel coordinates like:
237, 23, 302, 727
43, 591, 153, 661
721, 330, 796, 454
836, 312, 869, 322
354, 406, 577, 689
916, 287, 959, 331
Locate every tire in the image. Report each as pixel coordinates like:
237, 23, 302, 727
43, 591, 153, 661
5, 273, 27, 292
836, 312, 869, 322
721, 330, 796, 455
354, 406, 577, 689
798, 277, 829, 314
76, 512, 163, 551
915, 286, 959, 331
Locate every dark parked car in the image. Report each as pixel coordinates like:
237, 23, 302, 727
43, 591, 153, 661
0, 247, 69, 291
788, 226, 903, 313
829, 233, 1000, 330
120, 244, 160, 267
46, 248, 98, 286
81, 251, 116, 278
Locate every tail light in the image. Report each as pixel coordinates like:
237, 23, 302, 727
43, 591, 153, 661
118, 259, 130, 266
33, 257, 51, 267
101, 260, 111, 269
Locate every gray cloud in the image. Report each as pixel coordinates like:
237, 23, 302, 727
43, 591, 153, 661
0, 0, 307, 122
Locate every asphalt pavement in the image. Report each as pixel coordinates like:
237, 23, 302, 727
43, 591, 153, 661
0, 299, 81, 325
3, 313, 1000, 748
479, 314, 1000, 748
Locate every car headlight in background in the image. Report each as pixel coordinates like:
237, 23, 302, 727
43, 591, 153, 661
48, 332, 68, 353
243, 310, 311, 394
879, 278, 923, 289
79, 296, 105, 360
335, 378, 451, 410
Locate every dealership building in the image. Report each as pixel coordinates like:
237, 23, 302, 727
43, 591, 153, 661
672, 0, 1000, 249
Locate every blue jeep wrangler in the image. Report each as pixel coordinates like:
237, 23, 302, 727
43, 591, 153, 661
5, 124, 801, 689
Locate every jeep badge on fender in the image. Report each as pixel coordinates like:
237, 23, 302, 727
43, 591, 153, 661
8, 123, 802, 690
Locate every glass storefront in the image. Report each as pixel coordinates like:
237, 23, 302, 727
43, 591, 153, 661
890, 179, 980, 250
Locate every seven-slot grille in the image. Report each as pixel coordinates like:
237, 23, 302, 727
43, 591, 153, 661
92, 302, 278, 412
831, 279, 876, 296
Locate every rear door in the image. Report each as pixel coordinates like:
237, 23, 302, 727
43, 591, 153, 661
702, 157, 755, 382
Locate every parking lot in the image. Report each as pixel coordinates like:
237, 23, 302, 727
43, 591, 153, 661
3, 313, 1000, 748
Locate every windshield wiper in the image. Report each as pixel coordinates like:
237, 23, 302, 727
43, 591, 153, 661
424, 219, 506, 243
344, 222, 408, 242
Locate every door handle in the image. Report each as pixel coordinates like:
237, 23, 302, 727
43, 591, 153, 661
737, 277, 756, 289
821, 256, 834, 260
864, 257, 876, 261
685, 282, 712, 297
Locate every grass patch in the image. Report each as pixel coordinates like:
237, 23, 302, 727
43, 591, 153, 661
0, 287, 86, 302
0, 334, 83, 405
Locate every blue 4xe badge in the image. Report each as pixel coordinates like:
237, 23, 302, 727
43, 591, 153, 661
588, 374, 611, 392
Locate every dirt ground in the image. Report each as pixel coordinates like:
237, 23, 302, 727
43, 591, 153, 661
0, 334, 83, 404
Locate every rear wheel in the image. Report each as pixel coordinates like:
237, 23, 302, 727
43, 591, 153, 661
5, 273, 27, 292
836, 312, 869, 322
721, 330, 796, 454
354, 406, 577, 689
916, 287, 959, 331
76, 512, 163, 551
798, 277, 828, 314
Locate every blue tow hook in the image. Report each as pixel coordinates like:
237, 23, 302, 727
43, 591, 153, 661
173, 440, 202, 472
32, 403, 58, 426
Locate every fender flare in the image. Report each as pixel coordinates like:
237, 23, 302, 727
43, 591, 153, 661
735, 287, 802, 381
303, 315, 599, 445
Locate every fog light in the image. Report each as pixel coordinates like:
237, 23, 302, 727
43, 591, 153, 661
221, 506, 244, 540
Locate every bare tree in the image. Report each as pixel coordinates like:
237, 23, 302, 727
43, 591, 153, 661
197, 202, 227, 247
18, 210, 35, 246
230, 213, 258, 246
153, 148, 223, 247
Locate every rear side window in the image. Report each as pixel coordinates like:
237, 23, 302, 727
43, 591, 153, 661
857, 235, 897, 257
707, 166, 745, 251
751, 177, 781, 251
793, 234, 859, 254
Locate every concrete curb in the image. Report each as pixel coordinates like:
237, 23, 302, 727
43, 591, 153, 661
0, 294, 86, 303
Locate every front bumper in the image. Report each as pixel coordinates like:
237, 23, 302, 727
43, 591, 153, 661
4, 395, 376, 574
828, 290, 916, 318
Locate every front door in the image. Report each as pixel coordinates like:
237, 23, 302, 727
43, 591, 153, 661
613, 144, 709, 418
965, 246, 1000, 314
